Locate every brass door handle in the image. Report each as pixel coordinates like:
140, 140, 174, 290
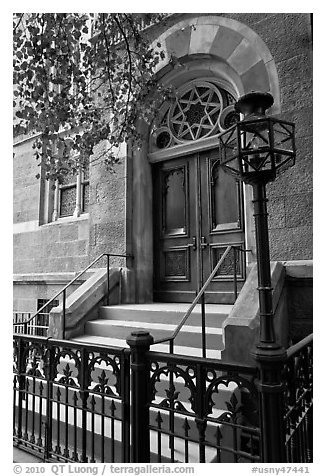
200, 236, 208, 249
187, 237, 197, 250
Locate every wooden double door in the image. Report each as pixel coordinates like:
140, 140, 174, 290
153, 149, 246, 303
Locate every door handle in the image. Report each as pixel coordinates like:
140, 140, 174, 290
191, 236, 197, 251
200, 236, 208, 249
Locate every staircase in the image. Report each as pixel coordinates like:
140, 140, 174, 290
70, 302, 241, 462
72, 303, 233, 358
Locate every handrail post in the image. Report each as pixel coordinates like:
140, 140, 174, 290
107, 254, 110, 306
126, 330, 153, 462
168, 338, 175, 453
201, 294, 206, 358
233, 247, 238, 302
62, 289, 66, 340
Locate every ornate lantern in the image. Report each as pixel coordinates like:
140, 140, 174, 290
219, 91, 297, 353
219, 91, 296, 184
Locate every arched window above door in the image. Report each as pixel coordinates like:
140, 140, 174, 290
150, 79, 240, 152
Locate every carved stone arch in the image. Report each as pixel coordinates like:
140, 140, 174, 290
152, 16, 280, 113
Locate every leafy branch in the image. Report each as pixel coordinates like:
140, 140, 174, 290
13, 13, 172, 181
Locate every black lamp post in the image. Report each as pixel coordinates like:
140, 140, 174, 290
219, 91, 296, 462
220, 91, 295, 349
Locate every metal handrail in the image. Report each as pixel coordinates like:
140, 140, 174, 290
13, 252, 132, 335
286, 333, 313, 359
154, 245, 232, 346
153, 244, 250, 357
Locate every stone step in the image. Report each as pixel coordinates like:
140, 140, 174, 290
99, 303, 232, 328
84, 319, 224, 350
75, 302, 233, 359
72, 334, 221, 359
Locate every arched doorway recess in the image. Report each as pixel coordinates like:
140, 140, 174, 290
151, 77, 245, 303
129, 16, 280, 303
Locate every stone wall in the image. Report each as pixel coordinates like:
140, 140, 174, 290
13, 277, 84, 313
226, 13, 313, 260
13, 136, 41, 225
13, 136, 129, 310
13, 137, 90, 310
88, 143, 128, 268
13, 219, 89, 275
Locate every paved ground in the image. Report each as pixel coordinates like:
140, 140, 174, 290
13, 446, 43, 463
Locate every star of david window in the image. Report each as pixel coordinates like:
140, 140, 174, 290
151, 80, 239, 151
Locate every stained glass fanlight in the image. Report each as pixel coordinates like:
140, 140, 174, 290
151, 80, 239, 151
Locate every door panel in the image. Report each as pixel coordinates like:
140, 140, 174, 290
200, 150, 246, 302
153, 156, 198, 302
153, 150, 245, 303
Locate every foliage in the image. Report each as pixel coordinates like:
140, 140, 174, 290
13, 13, 173, 181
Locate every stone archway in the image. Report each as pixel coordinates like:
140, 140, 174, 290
153, 16, 280, 114
129, 15, 281, 303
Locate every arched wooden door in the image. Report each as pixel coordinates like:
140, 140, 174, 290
153, 149, 246, 303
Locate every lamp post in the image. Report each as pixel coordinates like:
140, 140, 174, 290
219, 91, 296, 462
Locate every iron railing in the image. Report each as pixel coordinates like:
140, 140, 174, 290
145, 351, 260, 463
154, 245, 250, 358
13, 332, 313, 463
13, 334, 130, 463
13, 312, 49, 337
13, 253, 132, 338
283, 333, 313, 462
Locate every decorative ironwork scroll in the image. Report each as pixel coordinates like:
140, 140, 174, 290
283, 338, 313, 462
147, 353, 260, 463
13, 336, 129, 463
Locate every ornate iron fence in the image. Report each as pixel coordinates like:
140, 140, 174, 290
13, 332, 312, 463
13, 335, 130, 463
146, 353, 260, 462
283, 335, 313, 462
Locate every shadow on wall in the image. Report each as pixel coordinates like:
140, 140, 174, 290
285, 262, 313, 344
221, 260, 313, 364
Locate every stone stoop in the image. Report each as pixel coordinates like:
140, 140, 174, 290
69, 303, 240, 462
72, 303, 233, 359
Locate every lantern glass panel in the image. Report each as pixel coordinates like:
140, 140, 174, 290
271, 120, 295, 174
219, 125, 240, 177
240, 120, 273, 175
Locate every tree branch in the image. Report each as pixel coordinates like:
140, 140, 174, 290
101, 13, 115, 104
113, 14, 134, 140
